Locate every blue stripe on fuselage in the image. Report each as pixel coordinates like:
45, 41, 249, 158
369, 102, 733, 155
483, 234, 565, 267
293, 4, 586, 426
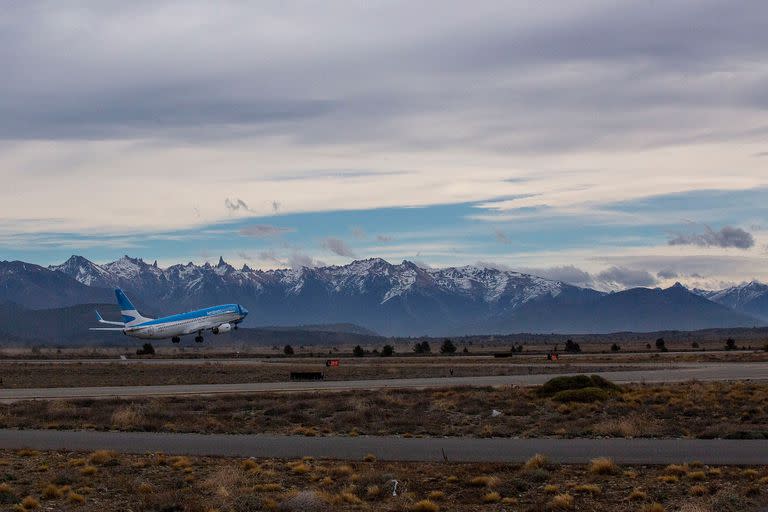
134, 304, 240, 327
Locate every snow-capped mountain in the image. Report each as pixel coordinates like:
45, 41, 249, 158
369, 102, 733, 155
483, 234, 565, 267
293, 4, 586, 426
0, 255, 758, 336
693, 281, 768, 321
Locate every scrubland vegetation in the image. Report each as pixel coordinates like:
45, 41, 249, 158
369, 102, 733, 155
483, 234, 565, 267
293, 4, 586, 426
3, 380, 768, 439
0, 449, 766, 511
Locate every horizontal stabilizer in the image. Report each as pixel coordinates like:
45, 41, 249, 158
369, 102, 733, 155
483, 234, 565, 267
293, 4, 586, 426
89, 327, 125, 331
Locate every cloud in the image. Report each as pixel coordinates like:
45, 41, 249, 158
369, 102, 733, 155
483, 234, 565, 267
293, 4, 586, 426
525, 265, 594, 286
351, 226, 366, 240
238, 224, 294, 237
288, 251, 325, 269
376, 234, 394, 242
657, 269, 678, 279
596, 266, 658, 288
493, 228, 511, 244
668, 225, 755, 249
271, 201, 281, 214
321, 237, 356, 257
225, 198, 254, 214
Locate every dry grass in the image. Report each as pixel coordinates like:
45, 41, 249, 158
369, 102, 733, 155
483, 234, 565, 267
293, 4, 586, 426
589, 457, 618, 475
5, 380, 768, 441
524, 453, 548, 470
20, 496, 40, 509
411, 500, 439, 512
689, 484, 708, 496
79, 465, 97, 476
67, 491, 85, 504
548, 493, 574, 510
0, 449, 765, 512
42, 484, 62, 498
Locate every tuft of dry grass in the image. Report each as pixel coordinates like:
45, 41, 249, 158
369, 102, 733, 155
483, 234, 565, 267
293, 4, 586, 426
468, 475, 497, 487
524, 453, 547, 470
363, 453, 377, 462
340, 492, 362, 504
482, 491, 501, 503
664, 464, 688, 476
330, 464, 354, 477
88, 450, 117, 465
642, 504, 665, 512
742, 468, 759, 479
544, 484, 559, 493
42, 484, 62, 499
20, 496, 40, 509
548, 493, 574, 510
573, 483, 601, 495
687, 470, 706, 481
290, 462, 310, 474
589, 457, 618, 475
628, 488, 647, 501
689, 484, 707, 496
411, 499, 439, 512
80, 465, 97, 476
657, 475, 678, 484
67, 491, 85, 504
427, 490, 444, 500
110, 405, 145, 429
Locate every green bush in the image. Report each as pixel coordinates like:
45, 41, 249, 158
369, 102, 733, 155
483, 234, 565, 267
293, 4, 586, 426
552, 387, 611, 403
537, 374, 620, 397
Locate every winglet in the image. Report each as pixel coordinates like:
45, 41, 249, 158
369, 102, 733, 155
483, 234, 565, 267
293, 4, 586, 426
95, 309, 104, 322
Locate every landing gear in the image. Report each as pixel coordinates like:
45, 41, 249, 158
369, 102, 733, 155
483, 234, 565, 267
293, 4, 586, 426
171, 336, 180, 343
194, 334, 204, 343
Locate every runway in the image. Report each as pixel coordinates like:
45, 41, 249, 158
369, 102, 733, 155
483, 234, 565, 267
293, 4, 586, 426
1, 429, 767, 464
1, 362, 767, 401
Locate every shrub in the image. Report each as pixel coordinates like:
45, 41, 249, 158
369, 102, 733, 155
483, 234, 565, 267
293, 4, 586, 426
427, 490, 444, 500
381, 345, 395, 357
283, 345, 294, 356
0, 483, 16, 505
352, 345, 365, 357
689, 485, 707, 496
136, 343, 155, 356
573, 484, 601, 495
482, 491, 501, 503
80, 466, 97, 476
552, 387, 611, 403
67, 492, 85, 504
523, 453, 547, 470
411, 500, 439, 512
664, 464, 688, 476
363, 453, 376, 463
89, 450, 117, 465
548, 493, 574, 510
589, 457, 618, 475
42, 484, 62, 499
688, 471, 705, 481
468, 476, 498, 487
21, 496, 40, 509
537, 375, 620, 397
628, 488, 647, 501
110, 406, 145, 430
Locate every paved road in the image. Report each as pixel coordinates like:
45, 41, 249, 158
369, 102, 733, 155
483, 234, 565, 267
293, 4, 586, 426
1, 429, 767, 464
1, 362, 767, 402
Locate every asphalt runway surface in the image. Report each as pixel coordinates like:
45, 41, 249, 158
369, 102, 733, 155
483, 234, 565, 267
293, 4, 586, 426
1, 429, 767, 464
1, 362, 767, 402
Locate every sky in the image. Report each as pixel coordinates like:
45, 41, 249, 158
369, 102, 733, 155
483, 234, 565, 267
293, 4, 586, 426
1, 1, 767, 291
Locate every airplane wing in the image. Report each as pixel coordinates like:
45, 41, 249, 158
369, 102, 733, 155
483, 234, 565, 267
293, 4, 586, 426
89, 327, 125, 331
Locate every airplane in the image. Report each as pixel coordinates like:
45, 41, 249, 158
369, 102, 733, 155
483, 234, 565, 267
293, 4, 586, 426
90, 288, 248, 343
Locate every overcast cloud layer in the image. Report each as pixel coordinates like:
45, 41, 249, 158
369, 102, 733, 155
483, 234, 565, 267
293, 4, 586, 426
1, 1, 767, 289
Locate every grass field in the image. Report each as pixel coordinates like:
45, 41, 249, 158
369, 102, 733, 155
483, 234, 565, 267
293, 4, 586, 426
0, 359, 637, 388
0, 449, 766, 511
3, 381, 767, 440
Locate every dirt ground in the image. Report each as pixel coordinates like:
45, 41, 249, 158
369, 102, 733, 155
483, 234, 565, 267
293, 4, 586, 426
0, 360, 635, 388
3, 381, 767, 440
0, 449, 766, 511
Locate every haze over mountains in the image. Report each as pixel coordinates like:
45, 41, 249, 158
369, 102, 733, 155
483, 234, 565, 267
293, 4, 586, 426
0, 255, 764, 338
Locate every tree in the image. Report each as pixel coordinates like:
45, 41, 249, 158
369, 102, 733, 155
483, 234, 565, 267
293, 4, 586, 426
381, 344, 395, 357
691, 341, 700, 349
655, 338, 667, 352
440, 338, 457, 354
462, 346, 469, 354
564, 339, 581, 353
645, 343, 652, 350
725, 338, 736, 351
610, 343, 620, 352
283, 344, 294, 356
352, 345, 365, 357
413, 341, 431, 354
136, 342, 155, 356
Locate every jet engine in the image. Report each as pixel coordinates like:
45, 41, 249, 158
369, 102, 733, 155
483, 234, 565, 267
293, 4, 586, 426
212, 323, 232, 334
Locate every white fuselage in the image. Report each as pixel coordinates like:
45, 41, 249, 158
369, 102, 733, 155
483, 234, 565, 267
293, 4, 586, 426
124, 304, 247, 340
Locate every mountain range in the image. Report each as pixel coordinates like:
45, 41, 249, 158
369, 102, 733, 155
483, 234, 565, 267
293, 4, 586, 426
0, 255, 764, 338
